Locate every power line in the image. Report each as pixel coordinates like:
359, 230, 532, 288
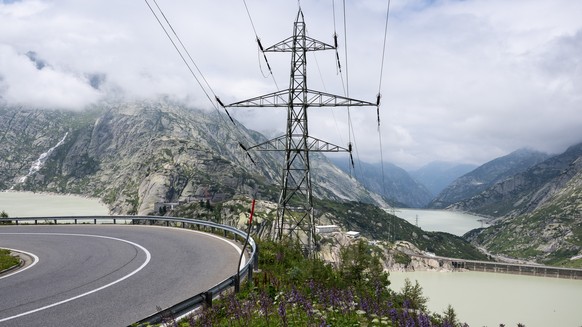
144, 0, 216, 110
144, 0, 259, 166
242, 0, 280, 90
376, 0, 392, 200
340, 0, 361, 177
377, 0, 392, 97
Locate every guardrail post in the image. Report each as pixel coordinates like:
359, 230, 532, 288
253, 243, 259, 271
94, 218, 97, 224
247, 263, 253, 287
204, 290, 213, 308
74, 218, 78, 224
234, 274, 240, 293
53, 219, 57, 224
35, 219, 38, 225
113, 218, 116, 224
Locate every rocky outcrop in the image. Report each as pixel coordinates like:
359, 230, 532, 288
317, 234, 459, 273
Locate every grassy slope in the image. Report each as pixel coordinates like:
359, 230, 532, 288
0, 249, 19, 271
316, 200, 489, 261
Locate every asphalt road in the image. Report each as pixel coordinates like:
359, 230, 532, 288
0, 224, 242, 327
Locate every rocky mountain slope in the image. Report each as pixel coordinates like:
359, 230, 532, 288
450, 144, 582, 217
429, 148, 549, 209
0, 100, 385, 214
463, 144, 582, 266
330, 159, 433, 208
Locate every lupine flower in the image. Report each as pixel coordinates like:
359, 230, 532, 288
278, 294, 288, 327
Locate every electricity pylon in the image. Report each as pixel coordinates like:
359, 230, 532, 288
223, 9, 376, 254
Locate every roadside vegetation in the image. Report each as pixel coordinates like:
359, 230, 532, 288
0, 249, 20, 272
163, 239, 469, 327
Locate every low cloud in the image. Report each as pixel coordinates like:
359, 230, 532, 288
0, 45, 102, 109
0, 0, 580, 167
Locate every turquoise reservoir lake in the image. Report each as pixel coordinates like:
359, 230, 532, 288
393, 208, 485, 236
391, 208, 582, 327
0, 191, 109, 217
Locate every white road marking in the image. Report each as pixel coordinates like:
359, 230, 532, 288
0, 233, 151, 323
0, 248, 39, 281
111, 224, 247, 269
179, 228, 246, 269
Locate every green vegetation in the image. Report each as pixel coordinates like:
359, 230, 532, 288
0, 249, 20, 271
316, 200, 489, 261
0, 211, 9, 225
474, 193, 582, 267
167, 239, 465, 327
394, 251, 412, 265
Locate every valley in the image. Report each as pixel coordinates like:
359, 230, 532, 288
1, 101, 582, 269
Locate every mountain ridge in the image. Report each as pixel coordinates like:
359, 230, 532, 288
456, 143, 582, 266
409, 161, 477, 196
0, 100, 386, 214
429, 148, 550, 209
330, 158, 433, 208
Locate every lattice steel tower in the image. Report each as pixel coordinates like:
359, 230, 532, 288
224, 9, 376, 253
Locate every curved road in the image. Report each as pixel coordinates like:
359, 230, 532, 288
0, 224, 242, 326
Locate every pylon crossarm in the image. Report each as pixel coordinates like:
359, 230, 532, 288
225, 90, 290, 108
265, 36, 335, 53
248, 135, 351, 153
306, 136, 350, 152
225, 89, 376, 108
304, 89, 376, 107
246, 135, 286, 151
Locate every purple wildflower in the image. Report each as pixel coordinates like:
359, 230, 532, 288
278, 295, 288, 327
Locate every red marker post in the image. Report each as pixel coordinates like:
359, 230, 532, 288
236, 198, 256, 292
249, 198, 256, 225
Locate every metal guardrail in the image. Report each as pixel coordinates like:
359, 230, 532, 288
0, 215, 258, 326
409, 253, 582, 280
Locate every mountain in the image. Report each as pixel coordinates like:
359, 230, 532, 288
428, 148, 550, 209
0, 100, 386, 214
450, 144, 582, 217
409, 161, 477, 196
0, 100, 494, 262
466, 143, 582, 266
329, 158, 433, 208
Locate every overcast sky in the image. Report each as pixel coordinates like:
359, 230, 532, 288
1, 0, 581, 169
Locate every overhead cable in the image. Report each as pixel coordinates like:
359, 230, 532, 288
242, 0, 280, 90
144, 0, 259, 166
376, 0, 392, 127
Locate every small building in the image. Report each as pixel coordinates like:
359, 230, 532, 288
346, 231, 360, 238
154, 202, 181, 214
315, 225, 340, 234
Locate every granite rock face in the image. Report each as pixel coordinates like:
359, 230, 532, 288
0, 100, 385, 214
